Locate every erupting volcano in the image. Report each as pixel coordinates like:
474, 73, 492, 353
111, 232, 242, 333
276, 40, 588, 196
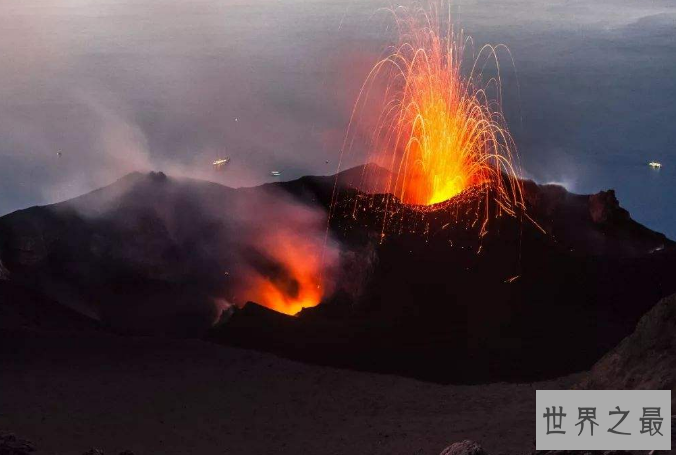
341, 2, 523, 225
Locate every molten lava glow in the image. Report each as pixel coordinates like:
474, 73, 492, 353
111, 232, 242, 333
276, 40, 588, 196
244, 230, 330, 316
342, 1, 523, 217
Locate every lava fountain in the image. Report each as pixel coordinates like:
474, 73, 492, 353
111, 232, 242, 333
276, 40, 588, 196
337, 1, 524, 231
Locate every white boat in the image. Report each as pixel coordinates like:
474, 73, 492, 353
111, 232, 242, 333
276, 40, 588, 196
270, 171, 281, 177
648, 161, 662, 169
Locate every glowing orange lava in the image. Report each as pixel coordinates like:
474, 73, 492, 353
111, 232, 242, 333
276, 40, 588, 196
242, 230, 330, 316
341, 1, 523, 216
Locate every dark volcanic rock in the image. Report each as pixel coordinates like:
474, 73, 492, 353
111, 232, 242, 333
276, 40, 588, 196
2, 166, 676, 382
0, 281, 100, 332
439, 440, 488, 455
438, 441, 632, 455
533, 451, 629, 455
212, 169, 676, 382
579, 292, 676, 402
0, 259, 9, 280
589, 190, 628, 225
0, 434, 35, 455
0, 172, 233, 336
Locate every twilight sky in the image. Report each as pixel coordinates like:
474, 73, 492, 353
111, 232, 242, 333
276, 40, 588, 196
1, 0, 675, 238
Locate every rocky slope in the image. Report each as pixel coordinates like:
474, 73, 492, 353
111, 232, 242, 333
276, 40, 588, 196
1, 166, 675, 382
579, 292, 676, 403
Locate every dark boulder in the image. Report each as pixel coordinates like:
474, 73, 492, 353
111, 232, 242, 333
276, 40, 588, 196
0, 434, 35, 455
439, 440, 488, 455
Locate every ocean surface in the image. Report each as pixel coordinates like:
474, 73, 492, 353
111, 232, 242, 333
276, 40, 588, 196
1, 0, 675, 238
